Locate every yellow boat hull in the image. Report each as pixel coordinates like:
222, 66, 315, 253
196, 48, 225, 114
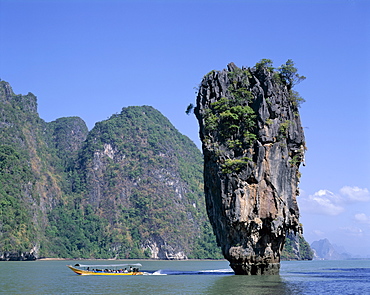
67, 265, 144, 276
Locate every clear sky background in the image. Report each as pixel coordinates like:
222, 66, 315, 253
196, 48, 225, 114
1, 0, 369, 256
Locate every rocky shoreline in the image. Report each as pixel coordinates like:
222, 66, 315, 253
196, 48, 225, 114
0, 251, 37, 261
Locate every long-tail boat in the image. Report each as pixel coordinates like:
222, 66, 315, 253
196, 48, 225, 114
67, 263, 144, 275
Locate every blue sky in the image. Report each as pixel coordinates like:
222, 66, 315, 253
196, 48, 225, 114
1, 0, 369, 256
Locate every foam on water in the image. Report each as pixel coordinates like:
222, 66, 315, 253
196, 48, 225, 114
148, 268, 233, 276
196, 269, 234, 275
151, 270, 168, 275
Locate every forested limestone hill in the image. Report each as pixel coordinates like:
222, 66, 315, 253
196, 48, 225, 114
0, 81, 220, 260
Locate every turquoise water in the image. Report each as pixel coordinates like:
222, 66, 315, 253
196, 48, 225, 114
0, 259, 369, 294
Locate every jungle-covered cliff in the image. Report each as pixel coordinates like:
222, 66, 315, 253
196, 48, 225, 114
0, 79, 311, 261
0, 80, 220, 260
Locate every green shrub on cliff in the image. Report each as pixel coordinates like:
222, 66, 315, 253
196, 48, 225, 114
222, 157, 252, 174
0, 145, 36, 252
281, 234, 314, 260
255, 58, 275, 72
204, 93, 257, 151
255, 59, 306, 109
278, 59, 306, 89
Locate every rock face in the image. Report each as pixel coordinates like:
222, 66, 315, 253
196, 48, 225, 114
0, 251, 37, 261
195, 62, 306, 274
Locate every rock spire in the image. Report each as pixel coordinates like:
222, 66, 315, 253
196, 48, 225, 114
194, 61, 306, 274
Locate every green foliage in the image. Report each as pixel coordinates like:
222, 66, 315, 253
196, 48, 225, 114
205, 96, 257, 149
281, 234, 313, 261
281, 235, 294, 260
45, 202, 153, 259
289, 154, 301, 167
204, 70, 216, 78
243, 131, 257, 146
254, 59, 306, 108
221, 157, 252, 174
210, 97, 229, 112
227, 139, 242, 149
279, 120, 292, 137
204, 111, 218, 132
298, 235, 314, 260
0, 145, 36, 252
219, 104, 256, 140
227, 66, 251, 82
289, 89, 306, 109
188, 221, 223, 259
230, 87, 254, 104
277, 59, 306, 88
255, 59, 275, 72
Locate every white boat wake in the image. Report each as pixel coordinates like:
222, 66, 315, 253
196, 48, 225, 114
147, 269, 233, 276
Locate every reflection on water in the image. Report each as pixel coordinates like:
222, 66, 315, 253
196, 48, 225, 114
206, 274, 304, 295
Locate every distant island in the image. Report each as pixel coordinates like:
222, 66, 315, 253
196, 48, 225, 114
310, 238, 351, 260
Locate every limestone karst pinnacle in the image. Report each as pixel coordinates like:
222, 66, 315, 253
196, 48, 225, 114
194, 61, 306, 274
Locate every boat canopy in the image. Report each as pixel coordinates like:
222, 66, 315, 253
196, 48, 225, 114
74, 263, 142, 268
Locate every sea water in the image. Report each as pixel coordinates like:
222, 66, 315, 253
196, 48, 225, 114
0, 259, 369, 294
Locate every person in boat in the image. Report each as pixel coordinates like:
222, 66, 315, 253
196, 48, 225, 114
124, 268, 128, 273
129, 266, 133, 272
